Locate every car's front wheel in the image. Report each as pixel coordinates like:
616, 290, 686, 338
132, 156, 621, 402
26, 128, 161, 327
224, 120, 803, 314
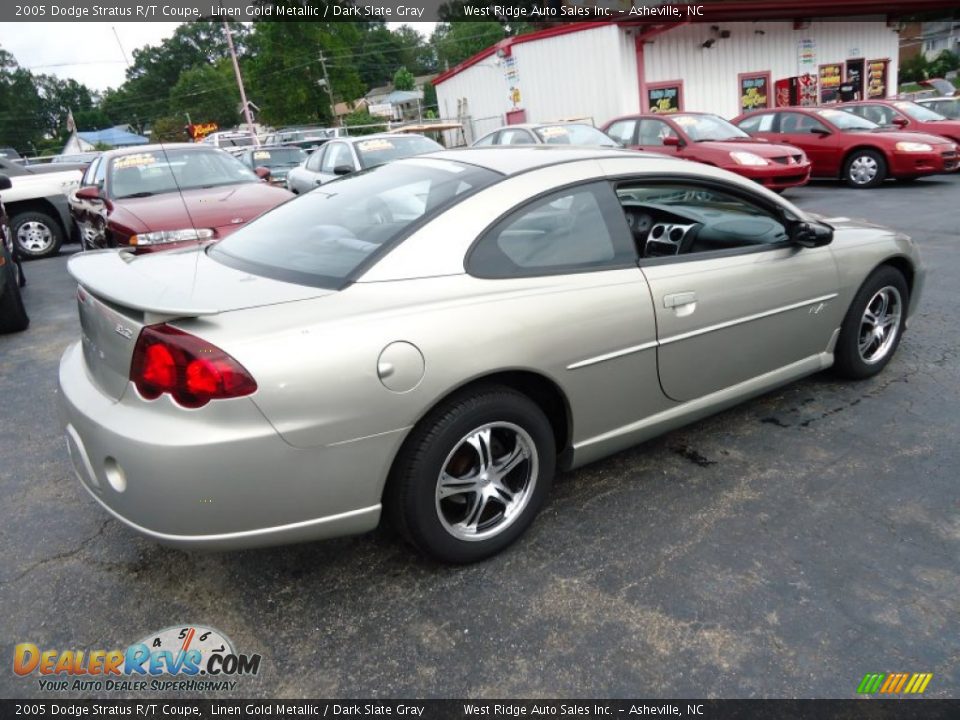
834, 266, 908, 379
843, 149, 887, 189
11, 210, 64, 259
387, 386, 556, 563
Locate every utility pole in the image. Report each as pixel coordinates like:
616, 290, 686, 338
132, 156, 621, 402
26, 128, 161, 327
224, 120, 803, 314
318, 51, 338, 127
223, 21, 259, 146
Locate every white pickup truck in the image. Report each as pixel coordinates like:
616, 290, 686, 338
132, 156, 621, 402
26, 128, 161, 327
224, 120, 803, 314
0, 157, 85, 259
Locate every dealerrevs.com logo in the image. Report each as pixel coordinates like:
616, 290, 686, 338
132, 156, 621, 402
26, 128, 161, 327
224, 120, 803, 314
14, 625, 261, 693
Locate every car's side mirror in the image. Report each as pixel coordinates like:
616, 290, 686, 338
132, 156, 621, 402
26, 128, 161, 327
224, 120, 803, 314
333, 164, 354, 176
254, 166, 271, 180
810, 127, 831, 136
0, 174, 11, 191
75, 185, 101, 201
662, 136, 682, 147
891, 116, 909, 127
790, 221, 833, 248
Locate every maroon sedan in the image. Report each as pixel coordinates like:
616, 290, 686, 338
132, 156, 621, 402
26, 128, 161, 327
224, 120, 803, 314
602, 113, 811, 192
837, 99, 960, 144
70, 144, 292, 253
732, 107, 958, 188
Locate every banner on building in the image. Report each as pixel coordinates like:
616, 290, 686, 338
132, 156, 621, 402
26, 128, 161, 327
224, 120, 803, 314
866, 59, 889, 98
739, 73, 770, 111
818, 63, 843, 103
647, 82, 682, 114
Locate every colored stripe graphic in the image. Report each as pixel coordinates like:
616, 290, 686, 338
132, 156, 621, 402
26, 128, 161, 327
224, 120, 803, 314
858, 672, 933, 694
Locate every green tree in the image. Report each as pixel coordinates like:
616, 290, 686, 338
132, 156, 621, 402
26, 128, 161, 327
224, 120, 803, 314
150, 116, 187, 143
246, 21, 365, 127
169, 61, 240, 129
899, 54, 929, 84
342, 109, 388, 136
0, 47, 45, 154
929, 50, 960, 78
393, 66, 416, 91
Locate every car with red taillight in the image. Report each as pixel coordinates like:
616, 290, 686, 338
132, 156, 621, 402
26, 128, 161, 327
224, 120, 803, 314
732, 107, 959, 188
837, 99, 960, 144
69, 144, 293, 253
603, 113, 811, 192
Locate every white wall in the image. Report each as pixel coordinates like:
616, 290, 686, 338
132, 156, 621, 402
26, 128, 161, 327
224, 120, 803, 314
643, 20, 900, 119
512, 24, 638, 126
436, 20, 901, 138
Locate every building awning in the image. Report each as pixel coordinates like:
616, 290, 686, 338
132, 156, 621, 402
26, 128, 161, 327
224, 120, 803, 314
77, 126, 149, 147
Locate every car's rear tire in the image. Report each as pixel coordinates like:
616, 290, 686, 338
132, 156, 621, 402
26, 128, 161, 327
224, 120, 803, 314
11, 210, 64, 259
843, 149, 887, 189
0, 248, 29, 333
834, 266, 908, 380
386, 386, 556, 563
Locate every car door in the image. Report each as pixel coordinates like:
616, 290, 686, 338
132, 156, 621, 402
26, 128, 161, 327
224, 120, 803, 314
73, 158, 107, 248
775, 112, 842, 176
605, 119, 639, 148
620, 178, 842, 402
316, 141, 355, 184
635, 118, 682, 157
290, 147, 324, 193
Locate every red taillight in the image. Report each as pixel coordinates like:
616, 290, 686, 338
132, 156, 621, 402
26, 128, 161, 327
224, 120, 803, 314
130, 324, 257, 408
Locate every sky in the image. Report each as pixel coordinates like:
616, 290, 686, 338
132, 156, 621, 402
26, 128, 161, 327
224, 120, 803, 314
0, 21, 436, 93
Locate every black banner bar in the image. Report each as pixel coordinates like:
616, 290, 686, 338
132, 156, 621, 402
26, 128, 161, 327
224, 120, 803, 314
2, 700, 959, 720
3, 0, 958, 24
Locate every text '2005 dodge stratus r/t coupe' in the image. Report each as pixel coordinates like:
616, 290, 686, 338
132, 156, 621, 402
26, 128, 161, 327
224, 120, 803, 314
59, 147, 923, 562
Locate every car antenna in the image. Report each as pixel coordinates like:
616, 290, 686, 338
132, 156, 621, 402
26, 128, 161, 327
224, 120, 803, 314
113, 25, 204, 289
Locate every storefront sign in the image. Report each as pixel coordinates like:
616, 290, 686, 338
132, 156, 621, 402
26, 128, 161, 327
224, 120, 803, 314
798, 38, 816, 69
866, 59, 889, 98
739, 73, 770, 111
819, 63, 843, 103
647, 82, 682, 114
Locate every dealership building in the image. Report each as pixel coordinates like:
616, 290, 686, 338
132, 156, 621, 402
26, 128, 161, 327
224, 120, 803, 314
433, 0, 951, 142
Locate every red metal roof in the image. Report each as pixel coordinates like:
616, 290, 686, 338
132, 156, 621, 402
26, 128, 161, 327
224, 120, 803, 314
433, 1, 958, 86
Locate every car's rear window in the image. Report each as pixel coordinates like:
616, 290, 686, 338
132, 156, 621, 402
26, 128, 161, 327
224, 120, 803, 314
209, 158, 500, 289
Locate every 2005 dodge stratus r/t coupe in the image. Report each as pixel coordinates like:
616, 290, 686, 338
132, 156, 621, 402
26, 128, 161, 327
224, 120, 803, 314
59, 147, 923, 563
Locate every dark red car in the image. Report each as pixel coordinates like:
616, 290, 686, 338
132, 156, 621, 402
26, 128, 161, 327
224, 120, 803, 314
732, 107, 959, 188
70, 144, 292, 253
837, 100, 960, 144
602, 113, 811, 192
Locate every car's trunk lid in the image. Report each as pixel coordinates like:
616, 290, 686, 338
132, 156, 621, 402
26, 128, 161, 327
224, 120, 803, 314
69, 247, 334, 400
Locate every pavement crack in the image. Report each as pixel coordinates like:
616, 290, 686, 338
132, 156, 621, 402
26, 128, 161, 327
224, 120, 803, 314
3, 519, 111, 585
672, 445, 717, 467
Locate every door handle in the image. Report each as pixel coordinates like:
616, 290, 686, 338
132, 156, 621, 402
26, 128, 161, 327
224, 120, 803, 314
663, 292, 697, 308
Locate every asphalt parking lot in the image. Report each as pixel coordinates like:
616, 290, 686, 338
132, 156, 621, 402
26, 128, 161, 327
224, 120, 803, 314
2, 174, 959, 700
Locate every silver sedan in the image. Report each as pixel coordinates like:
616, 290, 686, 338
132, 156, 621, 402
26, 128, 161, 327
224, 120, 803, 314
59, 147, 923, 562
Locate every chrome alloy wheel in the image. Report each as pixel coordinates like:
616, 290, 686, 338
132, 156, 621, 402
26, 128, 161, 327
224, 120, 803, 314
16, 221, 53, 254
849, 155, 879, 185
858, 285, 902, 364
435, 422, 538, 542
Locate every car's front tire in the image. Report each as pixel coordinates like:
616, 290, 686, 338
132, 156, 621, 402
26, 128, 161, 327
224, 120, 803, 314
834, 266, 908, 379
11, 209, 64, 259
387, 386, 556, 563
843, 149, 887, 189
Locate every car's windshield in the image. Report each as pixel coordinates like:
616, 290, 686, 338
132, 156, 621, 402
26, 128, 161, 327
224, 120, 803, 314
816, 109, 878, 130
892, 101, 948, 121
533, 124, 618, 146
249, 147, 306, 168
210, 158, 500, 289
353, 136, 443, 169
108, 148, 259, 198
922, 99, 960, 118
672, 114, 750, 141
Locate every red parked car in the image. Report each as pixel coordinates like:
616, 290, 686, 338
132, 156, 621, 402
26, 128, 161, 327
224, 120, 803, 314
602, 113, 811, 192
732, 107, 959, 188
837, 100, 960, 144
70, 144, 293, 253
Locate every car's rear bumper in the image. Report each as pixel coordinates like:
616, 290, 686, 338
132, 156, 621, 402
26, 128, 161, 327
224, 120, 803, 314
58, 341, 399, 550
736, 162, 812, 189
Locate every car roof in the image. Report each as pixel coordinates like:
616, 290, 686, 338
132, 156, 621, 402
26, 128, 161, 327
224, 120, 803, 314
415, 146, 667, 176
99, 143, 215, 159
347, 133, 426, 142
503, 122, 596, 130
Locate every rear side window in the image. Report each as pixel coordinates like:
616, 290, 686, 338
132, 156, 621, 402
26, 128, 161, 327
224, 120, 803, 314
736, 113, 776, 132
468, 182, 636, 278
211, 159, 499, 289
606, 120, 637, 145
